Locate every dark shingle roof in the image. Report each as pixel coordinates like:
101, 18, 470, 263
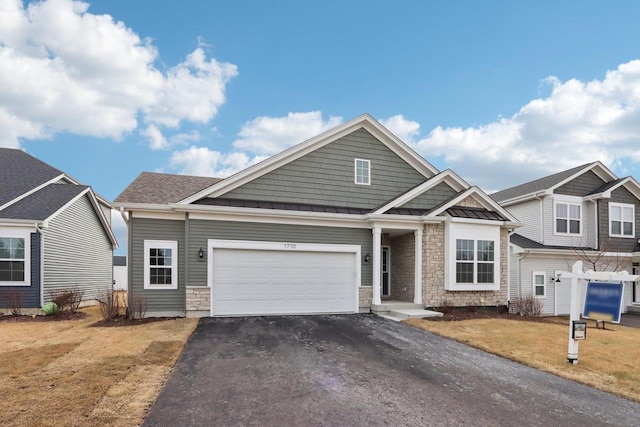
446, 206, 506, 221
193, 198, 372, 214
0, 184, 87, 221
113, 255, 127, 266
510, 233, 596, 251
114, 172, 222, 204
491, 163, 591, 203
0, 148, 64, 207
587, 178, 626, 195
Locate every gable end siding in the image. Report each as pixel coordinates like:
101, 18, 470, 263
598, 187, 640, 252
503, 199, 541, 243
400, 182, 458, 210
555, 171, 606, 196
130, 217, 186, 314
42, 195, 112, 302
187, 219, 373, 289
221, 128, 428, 209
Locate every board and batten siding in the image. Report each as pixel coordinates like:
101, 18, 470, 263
42, 195, 112, 302
400, 182, 458, 210
187, 219, 373, 289
129, 217, 186, 315
220, 128, 428, 209
504, 199, 542, 243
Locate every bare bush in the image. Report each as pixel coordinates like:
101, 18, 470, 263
2, 288, 25, 316
128, 292, 147, 320
97, 287, 120, 321
46, 287, 84, 314
511, 295, 543, 316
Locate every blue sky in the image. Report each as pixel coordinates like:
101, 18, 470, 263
3, 0, 640, 253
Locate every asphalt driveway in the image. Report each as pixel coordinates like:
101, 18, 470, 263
143, 315, 640, 426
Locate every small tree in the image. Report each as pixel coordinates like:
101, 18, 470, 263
571, 237, 625, 273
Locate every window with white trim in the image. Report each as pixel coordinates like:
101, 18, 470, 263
446, 222, 500, 291
555, 202, 581, 235
144, 240, 178, 289
0, 228, 31, 286
609, 202, 635, 238
533, 271, 546, 298
354, 159, 370, 185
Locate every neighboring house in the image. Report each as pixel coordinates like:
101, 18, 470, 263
114, 114, 519, 318
113, 255, 127, 291
0, 148, 117, 313
492, 162, 640, 315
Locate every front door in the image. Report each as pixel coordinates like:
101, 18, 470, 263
381, 246, 391, 298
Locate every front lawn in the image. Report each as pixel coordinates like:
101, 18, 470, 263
406, 317, 640, 403
0, 306, 197, 426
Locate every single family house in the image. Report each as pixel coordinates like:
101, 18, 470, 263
492, 161, 640, 315
114, 114, 519, 317
0, 148, 117, 313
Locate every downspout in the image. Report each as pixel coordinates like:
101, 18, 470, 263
35, 223, 44, 307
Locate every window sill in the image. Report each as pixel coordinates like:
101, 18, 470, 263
445, 283, 500, 291
143, 285, 178, 290
0, 282, 30, 287
609, 234, 635, 239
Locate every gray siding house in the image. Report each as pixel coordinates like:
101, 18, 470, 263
492, 162, 640, 315
114, 114, 519, 317
0, 148, 117, 313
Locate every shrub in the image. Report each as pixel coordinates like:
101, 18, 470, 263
42, 301, 60, 316
511, 295, 543, 316
46, 287, 84, 314
96, 287, 120, 321
128, 292, 147, 320
2, 288, 25, 316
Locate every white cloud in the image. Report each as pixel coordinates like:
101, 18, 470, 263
0, 0, 236, 148
233, 111, 343, 156
169, 146, 266, 178
410, 59, 640, 190
379, 115, 420, 143
140, 124, 169, 150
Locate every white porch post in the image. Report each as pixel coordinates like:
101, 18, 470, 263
372, 227, 382, 305
414, 228, 423, 305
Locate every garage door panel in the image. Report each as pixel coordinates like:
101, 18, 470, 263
211, 247, 358, 316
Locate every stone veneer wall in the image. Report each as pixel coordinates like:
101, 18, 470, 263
359, 287, 372, 312
390, 232, 415, 302
186, 287, 210, 318
422, 223, 509, 308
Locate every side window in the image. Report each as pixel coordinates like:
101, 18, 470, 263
144, 240, 178, 289
533, 271, 546, 298
0, 230, 30, 286
610, 203, 634, 238
555, 202, 581, 235
354, 159, 370, 185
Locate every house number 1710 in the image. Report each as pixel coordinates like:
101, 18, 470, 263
284, 243, 297, 249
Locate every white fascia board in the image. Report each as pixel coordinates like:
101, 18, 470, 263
0, 219, 40, 227
0, 173, 66, 213
178, 114, 439, 204
131, 211, 186, 221
189, 210, 371, 229
549, 161, 617, 193
372, 170, 468, 214
497, 190, 551, 207
112, 202, 175, 212
85, 189, 118, 248
427, 187, 520, 223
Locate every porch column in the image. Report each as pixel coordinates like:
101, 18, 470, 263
414, 228, 423, 305
372, 227, 382, 305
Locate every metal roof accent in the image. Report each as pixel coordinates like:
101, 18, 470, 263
445, 206, 507, 221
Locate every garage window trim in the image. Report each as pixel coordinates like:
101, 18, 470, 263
144, 240, 178, 290
0, 227, 31, 286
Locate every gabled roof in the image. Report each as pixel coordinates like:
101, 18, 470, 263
510, 233, 596, 252
0, 184, 87, 221
0, 148, 65, 208
586, 176, 640, 201
491, 161, 618, 205
178, 114, 440, 204
427, 186, 520, 223
114, 172, 222, 204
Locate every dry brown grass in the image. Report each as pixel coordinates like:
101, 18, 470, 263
405, 317, 640, 402
0, 306, 198, 427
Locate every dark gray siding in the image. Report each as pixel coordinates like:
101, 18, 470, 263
130, 217, 186, 314
555, 171, 606, 196
42, 195, 113, 301
400, 182, 457, 210
0, 232, 40, 309
221, 128, 428, 209
188, 219, 373, 288
598, 187, 640, 252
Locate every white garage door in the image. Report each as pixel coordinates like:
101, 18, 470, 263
210, 241, 359, 316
